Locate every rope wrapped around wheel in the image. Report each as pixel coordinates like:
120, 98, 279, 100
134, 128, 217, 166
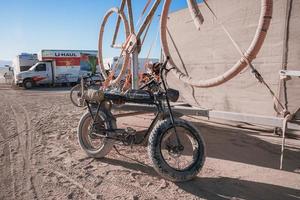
160, 0, 273, 88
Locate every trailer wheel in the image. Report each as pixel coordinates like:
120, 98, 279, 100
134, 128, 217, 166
23, 79, 33, 89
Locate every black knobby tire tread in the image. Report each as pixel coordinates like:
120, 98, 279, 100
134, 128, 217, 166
148, 118, 206, 182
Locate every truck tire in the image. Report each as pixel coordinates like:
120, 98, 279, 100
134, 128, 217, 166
23, 79, 33, 89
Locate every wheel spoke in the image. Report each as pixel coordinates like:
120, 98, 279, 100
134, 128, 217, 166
149, 118, 205, 181
83, 115, 106, 150
160, 125, 199, 170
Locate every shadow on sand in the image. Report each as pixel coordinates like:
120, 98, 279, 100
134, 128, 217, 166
87, 107, 300, 199
115, 118, 300, 172
100, 157, 300, 200
24, 85, 72, 92
194, 122, 300, 172
100, 118, 300, 199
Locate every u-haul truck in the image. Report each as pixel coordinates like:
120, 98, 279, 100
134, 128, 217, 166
15, 50, 100, 89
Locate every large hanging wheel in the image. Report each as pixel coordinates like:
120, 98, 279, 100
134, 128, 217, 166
160, 0, 273, 88
98, 7, 130, 86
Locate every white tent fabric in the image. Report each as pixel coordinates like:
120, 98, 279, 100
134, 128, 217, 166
166, 0, 300, 117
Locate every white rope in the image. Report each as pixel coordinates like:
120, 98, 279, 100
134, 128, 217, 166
136, 0, 153, 28
160, 0, 273, 88
203, 0, 292, 170
203, 0, 247, 62
145, 20, 160, 66
280, 113, 291, 170
203, 0, 285, 112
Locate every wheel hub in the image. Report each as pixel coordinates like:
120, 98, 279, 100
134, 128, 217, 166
166, 143, 184, 155
88, 122, 105, 139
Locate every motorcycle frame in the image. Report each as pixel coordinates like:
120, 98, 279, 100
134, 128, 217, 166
85, 99, 165, 145
85, 59, 175, 145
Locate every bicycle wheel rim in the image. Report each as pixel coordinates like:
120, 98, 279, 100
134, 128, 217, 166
81, 114, 107, 152
70, 84, 85, 107
98, 7, 130, 86
160, 125, 202, 171
160, 0, 273, 88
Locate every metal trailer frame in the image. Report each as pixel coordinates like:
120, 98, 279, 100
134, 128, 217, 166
109, 70, 300, 171
111, 100, 299, 170
111, 70, 300, 134
112, 102, 300, 132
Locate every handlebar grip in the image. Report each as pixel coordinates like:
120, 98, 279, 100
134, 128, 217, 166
187, 0, 204, 30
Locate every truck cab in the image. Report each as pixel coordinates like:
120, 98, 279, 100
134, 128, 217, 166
15, 61, 54, 89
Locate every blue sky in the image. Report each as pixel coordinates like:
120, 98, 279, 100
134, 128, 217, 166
0, 0, 190, 61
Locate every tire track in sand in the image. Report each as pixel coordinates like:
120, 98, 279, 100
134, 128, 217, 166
0, 123, 16, 199
7, 92, 37, 199
0, 91, 18, 199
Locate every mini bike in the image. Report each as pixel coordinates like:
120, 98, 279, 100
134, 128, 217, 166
77, 59, 206, 182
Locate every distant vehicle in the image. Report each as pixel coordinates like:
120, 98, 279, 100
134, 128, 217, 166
14, 50, 102, 89
12, 53, 39, 79
0, 65, 14, 84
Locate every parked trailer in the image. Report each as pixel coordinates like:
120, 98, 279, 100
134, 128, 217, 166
103, 0, 299, 169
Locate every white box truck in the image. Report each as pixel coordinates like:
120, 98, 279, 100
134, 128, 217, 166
14, 50, 100, 89
12, 53, 39, 80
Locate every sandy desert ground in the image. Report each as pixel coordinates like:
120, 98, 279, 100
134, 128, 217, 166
0, 83, 299, 200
